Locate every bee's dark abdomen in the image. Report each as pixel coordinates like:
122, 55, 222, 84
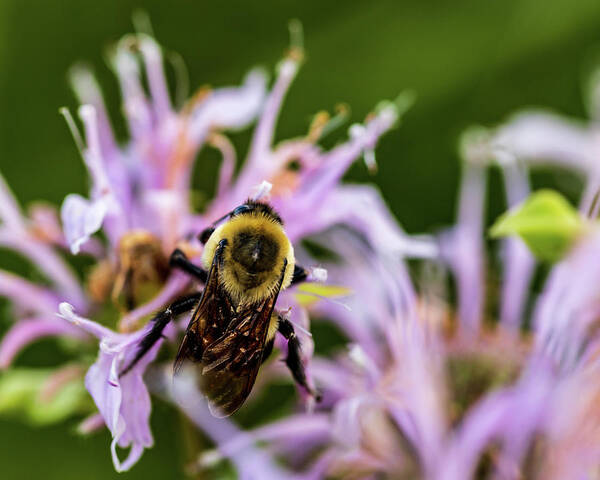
232, 230, 279, 274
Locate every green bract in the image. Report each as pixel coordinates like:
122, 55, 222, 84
0, 369, 90, 425
490, 189, 585, 262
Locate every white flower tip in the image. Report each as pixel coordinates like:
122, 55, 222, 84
379, 105, 399, 125
112, 43, 139, 73
198, 449, 223, 468
251, 180, 273, 201
459, 125, 495, 165
278, 58, 298, 78
138, 34, 161, 61
70, 240, 83, 255
57, 302, 78, 324
78, 104, 96, 121
348, 344, 368, 368
492, 147, 517, 166
349, 123, 366, 139
364, 150, 377, 173
244, 67, 268, 89
374, 90, 415, 122
309, 267, 328, 283
68, 64, 99, 98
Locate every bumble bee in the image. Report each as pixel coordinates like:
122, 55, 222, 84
87, 230, 169, 314
121, 200, 318, 417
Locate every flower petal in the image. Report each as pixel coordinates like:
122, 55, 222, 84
0, 270, 60, 314
57, 302, 115, 342
492, 111, 596, 174
111, 37, 153, 139
0, 170, 26, 232
60, 193, 107, 255
440, 163, 486, 334
138, 35, 172, 120
69, 64, 118, 156
247, 57, 300, 165
498, 162, 535, 329
0, 318, 86, 368
0, 229, 86, 308
60, 303, 158, 472
187, 69, 267, 145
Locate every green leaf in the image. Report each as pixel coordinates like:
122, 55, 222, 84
0, 368, 90, 425
490, 189, 584, 262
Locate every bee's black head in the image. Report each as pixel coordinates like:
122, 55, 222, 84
198, 201, 283, 245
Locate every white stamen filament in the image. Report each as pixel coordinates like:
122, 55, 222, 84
251, 180, 273, 201
59, 107, 86, 157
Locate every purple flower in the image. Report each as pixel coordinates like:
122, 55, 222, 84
203, 82, 600, 478
20, 26, 408, 473
57, 303, 158, 471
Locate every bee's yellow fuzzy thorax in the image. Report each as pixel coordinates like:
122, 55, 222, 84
202, 212, 295, 304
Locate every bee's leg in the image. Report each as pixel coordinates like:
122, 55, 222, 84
169, 249, 208, 284
277, 316, 321, 401
120, 292, 202, 376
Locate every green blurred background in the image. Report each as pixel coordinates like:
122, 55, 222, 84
1, 0, 600, 478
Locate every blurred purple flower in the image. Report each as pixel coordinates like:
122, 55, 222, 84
0, 176, 89, 367
206, 94, 600, 478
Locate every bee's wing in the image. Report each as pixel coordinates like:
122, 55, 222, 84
174, 240, 285, 417
198, 293, 279, 417
174, 239, 233, 374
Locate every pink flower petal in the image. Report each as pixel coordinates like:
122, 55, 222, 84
187, 69, 267, 145
0, 317, 86, 368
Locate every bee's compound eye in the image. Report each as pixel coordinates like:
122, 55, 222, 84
232, 204, 251, 216
198, 227, 215, 245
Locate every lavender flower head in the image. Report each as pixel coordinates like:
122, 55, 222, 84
3, 21, 600, 480
0, 24, 417, 474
